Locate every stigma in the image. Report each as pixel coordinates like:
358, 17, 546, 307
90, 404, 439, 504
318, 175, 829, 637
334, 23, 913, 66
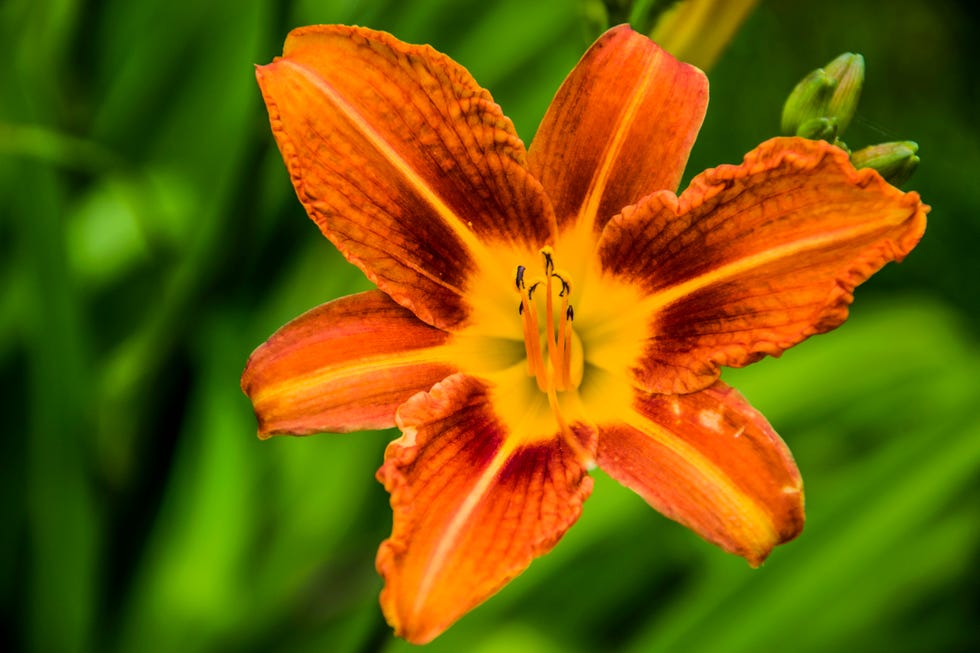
515, 247, 582, 393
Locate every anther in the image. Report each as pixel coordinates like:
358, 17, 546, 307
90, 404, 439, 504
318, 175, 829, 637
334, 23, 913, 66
527, 281, 540, 300
553, 273, 571, 297
566, 305, 574, 320
515, 265, 526, 290
542, 249, 554, 274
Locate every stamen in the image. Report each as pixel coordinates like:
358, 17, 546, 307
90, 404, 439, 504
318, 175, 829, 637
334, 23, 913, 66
516, 276, 548, 391
543, 260, 558, 388
554, 283, 569, 388
553, 273, 570, 297
512, 254, 588, 463
514, 253, 578, 393
561, 306, 573, 389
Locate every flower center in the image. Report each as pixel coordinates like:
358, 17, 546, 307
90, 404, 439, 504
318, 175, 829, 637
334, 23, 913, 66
515, 246, 583, 395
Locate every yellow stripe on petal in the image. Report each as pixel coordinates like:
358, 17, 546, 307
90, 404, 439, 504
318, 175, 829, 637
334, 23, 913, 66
280, 59, 487, 257
248, 347, 454, 437
241, 291, 456, 436
619, 409, 781, 554
258, 25, 556, 330
577, 49, 658, 234
409, 442, 516, 616
377, 374, 594, 644
529, 25, 708, 234
637, 207, 916, 315
595, 381, 803, 565
597, 137, 928, 395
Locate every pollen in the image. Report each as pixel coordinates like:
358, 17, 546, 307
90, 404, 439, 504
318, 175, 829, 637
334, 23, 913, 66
515, 247, 583, 394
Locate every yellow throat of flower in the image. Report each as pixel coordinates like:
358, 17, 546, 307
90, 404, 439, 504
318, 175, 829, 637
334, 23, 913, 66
516, 246, 584, 395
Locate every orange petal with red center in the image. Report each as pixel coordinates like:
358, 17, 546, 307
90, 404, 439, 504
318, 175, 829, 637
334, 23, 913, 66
257, 25, 556, 330
241, 291, 456, 437
597, 381, 803, 566
528, 25, 708, 234
598, 137, 928, 395
376, 374, 594, 644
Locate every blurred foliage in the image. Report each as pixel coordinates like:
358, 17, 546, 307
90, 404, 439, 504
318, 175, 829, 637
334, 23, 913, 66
2, 0, 978, 652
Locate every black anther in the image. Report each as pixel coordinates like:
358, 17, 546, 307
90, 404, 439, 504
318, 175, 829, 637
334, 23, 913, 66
553, 274, 570, 297
542, 250, 554, 274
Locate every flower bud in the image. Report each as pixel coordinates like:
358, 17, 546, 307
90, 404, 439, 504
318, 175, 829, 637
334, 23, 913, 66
781, 53, 865, 140
781, 69, 836, 136
851, 141, 919, 186
823, 53, 864, 134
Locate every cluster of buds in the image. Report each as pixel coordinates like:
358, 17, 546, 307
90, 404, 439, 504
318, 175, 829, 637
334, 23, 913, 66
781, 53, 919, 186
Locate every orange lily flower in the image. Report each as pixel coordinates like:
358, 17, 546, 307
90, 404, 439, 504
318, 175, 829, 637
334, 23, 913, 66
242, 24, 927, 644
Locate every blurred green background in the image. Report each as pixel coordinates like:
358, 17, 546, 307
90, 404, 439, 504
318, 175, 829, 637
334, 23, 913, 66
2, 0, 978, 651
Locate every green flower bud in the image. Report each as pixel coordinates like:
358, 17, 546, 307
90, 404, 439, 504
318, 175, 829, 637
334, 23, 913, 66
824, 53, 864, 134
781, 53, 865, 140
781, 69, 837, 136
851, 141, 919, 186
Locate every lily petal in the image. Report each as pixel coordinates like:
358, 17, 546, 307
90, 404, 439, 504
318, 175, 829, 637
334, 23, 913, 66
241, 290, 456, 436
376, 374, 594, 644
528, 24, 708, 234
598, 137, 928, 395
257, 25, 555, 330
597, 381, 803, 566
